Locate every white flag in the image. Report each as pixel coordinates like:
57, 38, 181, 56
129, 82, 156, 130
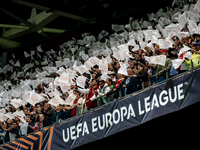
74, 65, 88, 75
126, 39, 136, 46
0, 108, 6, 114
4, 113, 14, 120
10, 99, 22, 108
65, 94, 76, 106
24, 51, 30, 58
27, 94, 45, 106
55, 61, 63, 68
172, 59, 184, 69
60, 83, 70, 93
11, 89, 21, 98
104, 55, 112, 64
145, 55, 166, 66
100, 73, 110, 81
178, 45, 191, 56
99, 61, 108, 71
178, 13, 187, 28
144, 56, 152, 64
0, 114, 4, 122
20, 122, 28, 135
118, 63, 128, 76
48, 95, 66, 107
113, 50, 124, 61
48, 67, 57, 74
131, 45, 140, 52
36, 45, 43, 52
58, 73, 70, 84
88, 57, 100, 67
76, 76, 87, 89
157, 39, 172, 49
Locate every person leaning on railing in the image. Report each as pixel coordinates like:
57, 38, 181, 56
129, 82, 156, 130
70, 90, 83, 116
90, 80, 111, 105
26, 116, 35, 134
41, 103, 56, 126
71, 78, 99, 110
33, 114, 45, 132
132, 63, 149, 88
105, 78, 116, 102
184, 43, 200, 69
113, 69, 138, 97
9, 121, 20, 139
0, 121, 10, 143
112, 73, 124, 99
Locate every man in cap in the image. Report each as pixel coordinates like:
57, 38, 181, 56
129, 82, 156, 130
192, 42, 200, 53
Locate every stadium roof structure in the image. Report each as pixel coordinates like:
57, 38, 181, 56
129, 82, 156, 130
0, 0, 173, 51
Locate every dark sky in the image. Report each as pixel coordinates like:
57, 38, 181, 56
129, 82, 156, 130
6, 0, 175, 60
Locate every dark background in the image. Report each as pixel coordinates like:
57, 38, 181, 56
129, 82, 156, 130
74, 102, 200, 149
0, 0, 174, 61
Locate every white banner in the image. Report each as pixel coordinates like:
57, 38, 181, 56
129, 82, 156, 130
145, 55, 166, 66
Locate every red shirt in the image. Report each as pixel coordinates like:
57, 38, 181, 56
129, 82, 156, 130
71, 97, 81, 116
86, 86, 99, 101
116, 78, 124, 88
34, 122, 43, 132
73, 97, 80, 105
86, 86, 99, 109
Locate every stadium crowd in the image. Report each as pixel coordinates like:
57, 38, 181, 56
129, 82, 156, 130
0, 0, 200, 144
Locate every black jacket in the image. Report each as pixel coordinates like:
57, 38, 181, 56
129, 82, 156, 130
116, 77, 138, 97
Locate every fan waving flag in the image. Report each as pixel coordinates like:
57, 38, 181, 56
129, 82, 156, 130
144, 55, 166, 66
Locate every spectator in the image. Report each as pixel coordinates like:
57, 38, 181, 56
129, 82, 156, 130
133, 63, 149, 88
34, 114, 44, 132
140, 53, 147, 65
9, 121, 20, 139
27, 116, 35, 134
109, 73, 117, 82
0, 122, 10, 143
114, 69, 137, 97
71, 78, 99, 110
146, 62, 156, 85
115, 73, 124, 88
185, 49, 200, 69
91, 80, 111, 105
152, 49, 172, 83
128, 61, 137, 69
153, 44, 160, 55
41, 103, 56, 126
62, 104, 72, 120
14, 116, 20, 125
71, 90, 83, 116
105, 78, 115, 102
